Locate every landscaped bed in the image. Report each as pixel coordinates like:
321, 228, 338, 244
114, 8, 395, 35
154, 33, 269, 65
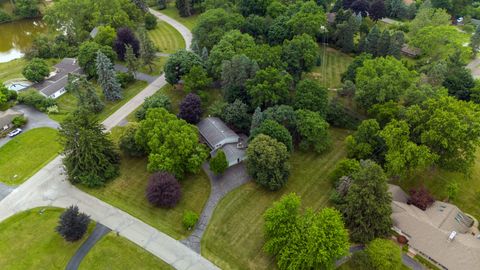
79, 232, 172, 270
0, 207, 94, 270
0, 127, 61, 185
201, 128, 351, 269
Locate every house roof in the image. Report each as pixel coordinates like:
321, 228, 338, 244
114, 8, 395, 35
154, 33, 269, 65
221, 143, 247, 166
197, 117, 239, 149
389, 185, 480, 270
32, 58, 82, 97
0, 109, 23, 128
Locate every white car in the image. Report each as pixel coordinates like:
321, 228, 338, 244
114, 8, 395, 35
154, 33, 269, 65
8, 128, 22, 137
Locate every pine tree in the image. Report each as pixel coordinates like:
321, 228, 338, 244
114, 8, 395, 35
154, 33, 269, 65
471, 25, 480, 57
125, 44, 140, 77
389, 31, 404, 59
176, 0, 193, 17
201, 47, 209, 63
96, 51, 122, 101
335, 15, 359, 53
158, 0, 167, 9
66, 74, 104, 113
56, 205, 91, 242
250, 107, 264, 131
378, 30, 391, 56
138, 28, 157, 72
365, 25, 381, 56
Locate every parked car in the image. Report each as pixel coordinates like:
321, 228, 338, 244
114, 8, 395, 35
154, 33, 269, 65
8, 128, 22, 137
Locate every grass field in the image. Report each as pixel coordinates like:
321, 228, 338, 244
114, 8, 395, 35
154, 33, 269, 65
0, 128, 61, 185
0, 58, 58, 83
79, 232, 173, 270
49, 80, 147, 122
201, 128, 351, 270
149, 20, 185, 54
81, 126, 210, 239
159, 2, 199, 31
160, 84, 223, 114
0, 207, 94, 270
307, 46, 353, 89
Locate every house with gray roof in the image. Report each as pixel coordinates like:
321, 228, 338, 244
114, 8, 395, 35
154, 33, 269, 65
197, 117, 247, 167
32, 58, 82, 99
0, 109, 23, 131
389, 185, 480, 270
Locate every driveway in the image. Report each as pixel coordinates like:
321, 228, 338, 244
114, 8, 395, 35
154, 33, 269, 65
113, 64, 159, 83
0, 104, 59, 148
66, 223, 111, 270
0, 183, 15, 201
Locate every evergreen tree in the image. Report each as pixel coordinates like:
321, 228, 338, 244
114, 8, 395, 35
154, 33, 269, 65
378, 30, 391, 56
335, 15, 359, 53
66, 74, 104, 113
201, 47, 209, 63
388, 31, 404, 59
250, 107, 264, 131
471, 25, 480, 57
221, 55, 259, 103
158, 0, 167, 9
125, 44, 140, 77
96, 51, 122, 101
139, 27, 157, 72
176, 0, 193, 17
365, 25, 381, 56
56, 205, 90, 242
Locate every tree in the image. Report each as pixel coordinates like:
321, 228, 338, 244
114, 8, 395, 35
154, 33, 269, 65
388, 31, 404, 59
93, 25, 117, 46
192, 8, 244, 52
22, 58, 50, 83
471, 25, 480, 57
136, 108, 208, 178
287, 1, 326, 37
409, 6, 450, 36
385, 0, 407, 18
365, 239, 402, 270
146, 172, 182, 208
221, 54, 259, 103
242, 15, 269, 42
178, 93, 202, 124
339, 160, 392, 243
365, 25, 381, 56
264, 193, 349, 270
263, 105, 298, 133
329, 158, 361, 185
209, 150, 228, 175
96, 51, 123, 101
136, 93, 171, 120
183, 65, 212, 92
119, 123, 146, 157
281, 34, 319, 80
443, 60, 475, 100
239, 0, 272, 16
294, 79, 329, 116
341, 53, 372, 83
66, 74, 104, 113
56, 206, 90, 242
246, 67, 292, 109
221, 99, 251, 133
114, 27, 140, 60
346, 119, 385, 162
125, 44, 140, 77
250, 120, 293, 152
350, 0, 369, 16
370, 0, 387, 20
138, 27, 157, 72
78, 41, 116, 77
247, 134, 290, 190
144, 13, 158, 30
335, 14, 359, 53
355, 56, 416, 109
60, 109, 120, 187
446, 181, 459, 201
295, 110, 331, 153
176, 0, 193, 17
14, 0, 39, 18
164, 49, 203, 84
131, 0, 148, 12
378, 30, 391, 57
408, 186, 435, 210
158, 0, 167, 9
268, 15, 293, 45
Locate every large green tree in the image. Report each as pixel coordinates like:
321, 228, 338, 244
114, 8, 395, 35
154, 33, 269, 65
250, 120, 293, 152
246, 67, 292, 109
365, 238, 402, 270
78, 41, 116, 77
221, 54, 259, 103
295, 109, 331, 153
66, 74, 104, 113
22, 58, 50, 83
294, 79, 329, 117
281, 34, 319, 80
164, 49, 203, 84
287, 1, 326, 37
346, 119, 385, 162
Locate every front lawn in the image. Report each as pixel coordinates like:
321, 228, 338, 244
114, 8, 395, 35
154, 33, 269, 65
307, 46, 353, 89
201, 128, 351, 270
149, 21, 185, 54
159, 3, 199, 31
0, 127, 61, 185
79, 232, 173, 270
0, 207, 94, 270
138, 56, 168, 76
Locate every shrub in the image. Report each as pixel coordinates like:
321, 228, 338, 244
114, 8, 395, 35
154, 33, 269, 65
114, 27, 140, 61
17, 89, 56, 111
119, 123, 146, 157
116, 72, 135, 88
408, 186, 435, 211
446, 181, 459, 201
365, 239, 402, 270
22, 58, 50, 82
178, 93, 202, 124
182, 210, 199, 230
12, 116, 27, 127
46, 105, 59, 114
146, 172, 182, 208
210, 150, 228, 175
56, 205, 90, 242
0, 10, 12, 23
329, 158, 361, 185
136, 93, 171, 120
145, 13, 158, 30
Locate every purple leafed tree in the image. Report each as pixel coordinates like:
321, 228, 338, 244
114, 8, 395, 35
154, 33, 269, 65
114, 27, 140, 60
146, 172, 182, 208
408, 186, 435, 211
178, 93, 202, 124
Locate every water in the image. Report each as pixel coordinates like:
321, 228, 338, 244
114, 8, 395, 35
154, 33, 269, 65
0, 19, 47, 63
6, 81, 32, 91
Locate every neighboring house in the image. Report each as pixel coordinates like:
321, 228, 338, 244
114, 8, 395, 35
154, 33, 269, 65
401, 44, 421, 58
0, 109, 23, 131
32, 58, 82, 99
197, 117, 247, 168
389, 185, 480, 270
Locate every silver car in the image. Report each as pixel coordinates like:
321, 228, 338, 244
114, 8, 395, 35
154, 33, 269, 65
8, 128, 22, 137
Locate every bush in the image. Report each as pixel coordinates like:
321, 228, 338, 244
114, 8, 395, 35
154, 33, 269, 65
146, 172, 182, 208
17, 89, 56, 111
182, 210, 199, 230
365, 239, 402, 270
178, 93, 202, 124
446, 181, 459, 201
12, 116, 27, 128
329, 158, 361, 186
145, 13, 158, 30
0, 10, 12, 23
408, 186, 435, 211
116, 72, 135, 88
56, 205, 90, 242
136, 93, 171, 120
22, 58, 50, 82
119, 123, 146, 157
114, 27, 140, 61
210, 150, 228, 175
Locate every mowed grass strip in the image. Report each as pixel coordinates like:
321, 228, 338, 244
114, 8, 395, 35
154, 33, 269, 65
201, 128, 351, 270
0, 127, 61, 185
308, 46, 354, 89
0, 207, 94, 270
149, 21, 185, 54
79, 232, 173, 270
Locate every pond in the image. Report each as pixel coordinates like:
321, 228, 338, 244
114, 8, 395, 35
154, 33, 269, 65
0, 19, 47, 63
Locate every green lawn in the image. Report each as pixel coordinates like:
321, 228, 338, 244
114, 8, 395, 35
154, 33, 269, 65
80, 126, 211, 239
79, 232, 173, 270
0, 58, 58, 83
159, 2, 199, 31
338, 254, 411, 270
49, 80, 147, 122
149, 20, 185, 54
161, 84, 223, 115
307, 46, 353, 89
138, 56, 168, 76
201, 128, 351, 270
0, 207, 94, 270
0, 128, 61, 185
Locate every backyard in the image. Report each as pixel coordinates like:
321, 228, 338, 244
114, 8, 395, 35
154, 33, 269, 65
201, 128, 351, 269
0, 127, 61, 185
0, 58, 59, 83
149, 20, 185, 54
307, 46, 353, 89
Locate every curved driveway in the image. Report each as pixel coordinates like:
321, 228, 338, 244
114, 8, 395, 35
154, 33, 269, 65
0, 10, 219, 270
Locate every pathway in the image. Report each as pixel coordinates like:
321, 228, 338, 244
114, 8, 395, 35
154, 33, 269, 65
0, 182, 14, 201
66, 223, 111, 270
113, 64, 158, 83
149, 8, 193, 50
181, 163, 250, 253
